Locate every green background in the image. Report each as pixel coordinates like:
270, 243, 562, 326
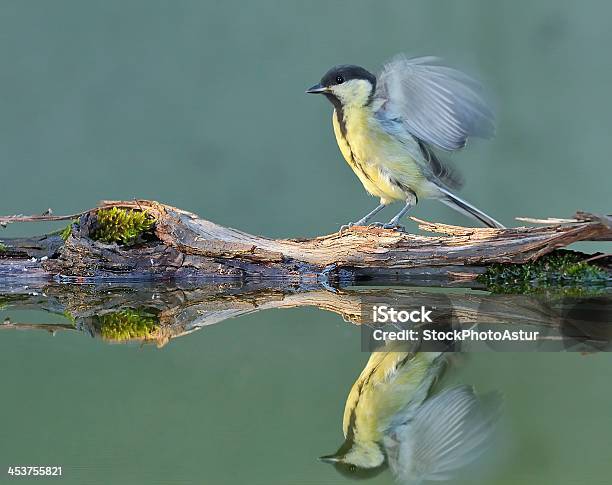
0, 0, 609, 237
0, 1, 610, 484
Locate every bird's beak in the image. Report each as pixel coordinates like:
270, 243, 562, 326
306, 83, 327, 94
319, 454, 340, 463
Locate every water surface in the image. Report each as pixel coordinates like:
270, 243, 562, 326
1, 284, 610, 484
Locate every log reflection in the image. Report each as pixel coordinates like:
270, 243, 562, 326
0, 282, 610, 350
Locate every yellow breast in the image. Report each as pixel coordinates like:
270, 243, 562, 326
332, 106, 427, 203
343, 351, 442, 443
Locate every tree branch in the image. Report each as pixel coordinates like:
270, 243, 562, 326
0, 200, 609, 284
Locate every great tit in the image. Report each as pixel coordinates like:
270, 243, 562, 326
320, 351, 446, 477
320, 348, 502, 482
307, 54, 504, 231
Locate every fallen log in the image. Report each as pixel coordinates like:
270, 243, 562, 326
0, 200, 610, 285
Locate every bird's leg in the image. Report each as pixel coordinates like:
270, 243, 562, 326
383, 196, 415, 230
354, 203, 386, 226
339, 203, 385, 232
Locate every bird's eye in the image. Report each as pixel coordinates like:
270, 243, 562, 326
335, 75, 344, 84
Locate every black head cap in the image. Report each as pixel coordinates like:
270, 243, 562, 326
320, 64, 376, 89
306, 64, 376, 96
319, 453, 386, 480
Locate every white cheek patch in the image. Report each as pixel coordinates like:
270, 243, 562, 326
332, 79, 373, 106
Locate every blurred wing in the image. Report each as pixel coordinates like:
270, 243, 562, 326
387, 385, 503, 483
375, 55, 495, 151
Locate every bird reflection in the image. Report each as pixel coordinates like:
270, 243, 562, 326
321, 345, 501, 483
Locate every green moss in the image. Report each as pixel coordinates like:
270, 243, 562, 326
94, 309, 159, 341
62, 310, 77, 325
47, 220, 78, 241
92, 207, 155, 246
478, 250, 609, 295
59, 221, 77, 241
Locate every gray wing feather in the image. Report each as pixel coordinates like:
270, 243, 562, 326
375, 55, 495, 151
386, 385, 502, 483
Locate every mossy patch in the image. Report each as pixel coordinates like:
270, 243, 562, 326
94, 308, 159, 341
59, 221, 77, 241
478, 250, 609, 296
91, 208, 155, 246
62, 310, 76, 325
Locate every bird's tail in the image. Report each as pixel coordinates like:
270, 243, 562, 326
437, 186, 505, 229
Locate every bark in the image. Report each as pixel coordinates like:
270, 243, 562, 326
0, 200, 610, 284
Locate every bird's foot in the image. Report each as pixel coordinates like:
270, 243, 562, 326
352, 217, 372, 227
339, 222, 355, 234
341, 218, 371, 232
382, 222, 406, 232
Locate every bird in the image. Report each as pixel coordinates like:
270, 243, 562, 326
319, 346, 502, 482
306, 54, 504, 231
319, 350, 447, 477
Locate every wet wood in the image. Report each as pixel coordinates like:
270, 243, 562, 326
0, 200, 610, 284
